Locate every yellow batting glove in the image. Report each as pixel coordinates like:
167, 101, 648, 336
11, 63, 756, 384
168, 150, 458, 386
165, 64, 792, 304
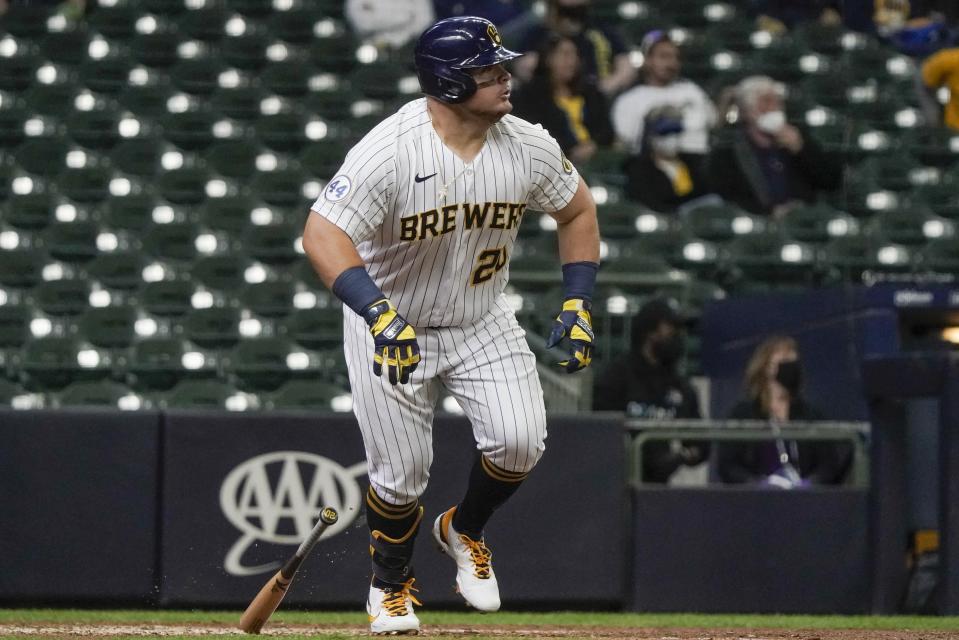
363, 299, 421, 385
545, 298, 594, 373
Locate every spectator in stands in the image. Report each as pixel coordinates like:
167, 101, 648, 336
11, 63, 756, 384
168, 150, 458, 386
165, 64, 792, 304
593, 298, 709, 484
717, 335, 851, 488
750, 0, 843, 33
708, 75, 842, 218
623, 104, 719, 212
512, 0, 636, 97
510, 34, 614, 164
919, 46, 959, 130
611, 31, 717, 174
346, 0, 434, 49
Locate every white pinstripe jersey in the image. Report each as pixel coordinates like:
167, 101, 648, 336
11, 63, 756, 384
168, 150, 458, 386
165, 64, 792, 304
310, 98, 579, 328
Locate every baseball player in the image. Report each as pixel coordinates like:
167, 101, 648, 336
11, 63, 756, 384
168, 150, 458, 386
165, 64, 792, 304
303, 16, 600, 635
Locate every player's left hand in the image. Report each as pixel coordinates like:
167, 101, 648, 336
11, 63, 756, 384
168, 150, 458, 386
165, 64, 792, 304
545, 298, 594, 373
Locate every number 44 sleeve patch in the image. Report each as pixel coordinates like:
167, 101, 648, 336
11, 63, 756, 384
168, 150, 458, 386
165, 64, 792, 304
325, 175, 353, 202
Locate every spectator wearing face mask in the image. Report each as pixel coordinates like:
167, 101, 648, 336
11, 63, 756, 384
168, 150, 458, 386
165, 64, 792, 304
611, 31, 717, 165
623, 105, 719, 212
708, 75, 842, 218
593, 298, 709, 484
512, 0, 636, 97
717, 335, 852, 488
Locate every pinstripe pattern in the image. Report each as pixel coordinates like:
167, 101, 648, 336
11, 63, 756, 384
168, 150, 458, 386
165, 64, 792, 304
314, 98, 575, 506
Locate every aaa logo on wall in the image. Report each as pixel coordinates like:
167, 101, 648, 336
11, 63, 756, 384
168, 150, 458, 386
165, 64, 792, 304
219, 451, 366, 576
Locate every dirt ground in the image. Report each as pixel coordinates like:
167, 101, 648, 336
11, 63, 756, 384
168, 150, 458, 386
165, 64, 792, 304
0, 623, 955, 640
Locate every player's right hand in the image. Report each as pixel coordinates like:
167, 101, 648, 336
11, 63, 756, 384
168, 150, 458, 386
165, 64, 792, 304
363, 298, 421, 385
545, 298, 594, 373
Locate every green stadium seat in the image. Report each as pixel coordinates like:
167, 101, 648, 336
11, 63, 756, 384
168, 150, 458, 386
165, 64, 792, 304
222, 32, 270, 71
260, 61, 317, 97
164, 379, 240, 410
142, 222, 199, 262
2, 193, 54, 231
794, 21, 847, 55
299, 139, 350, 179
169, 57, 226, 96
32, 278, 91, 316
58, 380, 134, 409
910, 181, 959, 220
225, 0, 274, 18
268, 9, 321, 44
204, 140, 261, 179
685, 203, 764, 240
243, 223, 299, 264
87, 5, 140, 39
129, 32, 184, 68
85, 251, 148, 290
351, 62, 410, 102
141, 0, 188, 15
857, 154, 924, 192
724, 233, 817, 287
41, 221, 99, 262
66, 107, 123, 150
819, 236, 911, 280
192, 253, 252, 291
749, 39, 814, 82
39, 28, 91, 65
0, 248, 46, 288
251, 168, 309, 207
117, 84, 177, 119
240, 281, 294, 317
867, 206, 944, 245
127, 338, 217, 391
160, 112, 218, 151
228, 337, 319, 391
198, 196, 258, 232
109, 138, 164, 178
302, 86, 361, 122
77, 56, 135, 94
0, 378, 25, 405
308, 29, 357, 74
180, 306, 241, 348
255, 112, 308, 152
22, 81, 79, 119
78, 304, 138, 349
782, 203, 858, 243
0, 5, 53, 38
177, 7, 228, 42
139, 279, 195, 316
902, 127, 959, 167
269, 379, 349, 411
0, 303, 30, 348
21, 337, 110, 391
58, 167, 111, 202
209, 86, 267, 121
0, 104, 26, 147
0, 52, 39, 92
281, 308, 342, 350
157, 167, 212, 204
14, 137, 70, 177
917, 238, 959, 274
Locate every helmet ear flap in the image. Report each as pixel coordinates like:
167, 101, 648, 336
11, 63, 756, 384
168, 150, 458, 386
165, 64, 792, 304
435, 73, 474, 103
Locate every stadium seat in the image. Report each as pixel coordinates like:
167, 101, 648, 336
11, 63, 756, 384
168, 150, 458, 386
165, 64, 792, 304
14, 137, 70, 177
142, 222, 199, 262
910, 181, 959, 220
66, 106, 123, 150
243, 223, 300, 264
917, 237, 959, 273
77, 56, 136, 95
157, 167, 212, 204
168, 57, 225, 96
177, 7, 229, 42
41, 221, 99, 262
164, 379, 239, 409
204, 140, 261, 179
21, 337, 110, 391
228, 337, 318, 391
2, 193, 54, 231
222, 32, 270, 71
749, 39, 814, 82
857, 154, 924, 192
117, 84, 177, 119
0, 303, 30, 348
794, 21, 847, 55
685, 203, 764, 240
268, 9, 322, 44
299, 139, 350, 179
281, 308, 342, 350
160, 112, 219, 151
0, 104, 27, 147
58, 380, 132, 408
255, 112, 308, 152
0, 248, 46, 288
260, 61, 318, 97
78, 304, 138, 349
192, 253, 252, 291
22, 81, 79, 119
902, 127, 959, 167
32, 278, 91, 316
129, 32, 184, 68
127, 338, 218, 391
724, 233, 817, 288
109, 139, 165, 178
87, 5, 140, 39
209, 86, 268, 121
867, 206, 945, 245
0, 4, 53, 38
269, 379, 349, 411
85, 251, 148, 290
782, 203, 858, 243
198, 196, 258, 232
39, 28, 90, 65
308, 29, 357, 75
0, 51, 39, 92
58, 167, 111, 203
240, 281, 294, 317
0, 378, 24, 405
181, 306, 241, 348
250, 168, 308, 207
139, 279, 195, 316
819, 236, 911, 279
351, 62, 410, 102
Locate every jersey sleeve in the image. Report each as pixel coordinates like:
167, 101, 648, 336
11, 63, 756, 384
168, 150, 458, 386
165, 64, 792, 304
525, 124, 581, 213
310, 133, 396, 245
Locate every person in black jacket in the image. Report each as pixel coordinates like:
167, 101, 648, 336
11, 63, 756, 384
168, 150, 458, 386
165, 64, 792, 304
624, 104, 719, 212
708, 75, 842, 218
510, 33, 614, 165
593, 298, 709, 483
717, 335, 851, 487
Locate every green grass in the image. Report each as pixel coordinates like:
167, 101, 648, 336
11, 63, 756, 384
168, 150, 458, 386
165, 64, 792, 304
1, 608, 958, 631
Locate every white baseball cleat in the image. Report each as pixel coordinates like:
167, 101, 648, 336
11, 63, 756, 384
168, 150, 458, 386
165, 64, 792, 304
432, 507, 501, 612
367, 578, 421, 635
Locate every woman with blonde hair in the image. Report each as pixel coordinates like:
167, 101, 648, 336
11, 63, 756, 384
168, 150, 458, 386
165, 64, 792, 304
717, 335, 850, 487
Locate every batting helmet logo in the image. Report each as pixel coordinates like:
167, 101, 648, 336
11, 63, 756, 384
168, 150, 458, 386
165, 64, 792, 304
414, 16, 523, 104
219, 451, 365, 576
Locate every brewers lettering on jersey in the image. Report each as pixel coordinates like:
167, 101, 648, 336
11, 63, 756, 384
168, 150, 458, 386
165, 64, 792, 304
302, 16, 600, 635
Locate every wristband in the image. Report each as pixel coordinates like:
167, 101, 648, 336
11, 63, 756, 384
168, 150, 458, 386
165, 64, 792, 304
331, 266, 386, 316
561, 261, 599, 302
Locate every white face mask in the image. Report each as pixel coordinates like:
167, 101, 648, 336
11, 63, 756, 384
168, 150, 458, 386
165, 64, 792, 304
756, 109, 786, 134
651, 134, 681, 158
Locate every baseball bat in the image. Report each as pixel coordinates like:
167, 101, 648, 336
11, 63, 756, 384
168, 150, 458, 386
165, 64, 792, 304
239, 506, 339, 634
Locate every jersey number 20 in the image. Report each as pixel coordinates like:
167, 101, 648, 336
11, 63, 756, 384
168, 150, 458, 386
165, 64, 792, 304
471, 246, 508, 286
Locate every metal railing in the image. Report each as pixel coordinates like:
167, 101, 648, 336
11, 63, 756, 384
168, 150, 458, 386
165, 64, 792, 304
625, 419, 871, 488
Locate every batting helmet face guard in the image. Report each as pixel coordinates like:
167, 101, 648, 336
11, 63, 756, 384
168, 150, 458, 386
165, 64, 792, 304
414, 16, 523, 104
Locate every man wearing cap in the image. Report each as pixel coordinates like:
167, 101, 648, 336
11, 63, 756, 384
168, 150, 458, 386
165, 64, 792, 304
611, 31, 717, 161
593, 298, 709, 484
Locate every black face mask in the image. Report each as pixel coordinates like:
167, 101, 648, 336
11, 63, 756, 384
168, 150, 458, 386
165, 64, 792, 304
775, 360, 802, 393
651, 334, 684, 367
556, 3, 589, 24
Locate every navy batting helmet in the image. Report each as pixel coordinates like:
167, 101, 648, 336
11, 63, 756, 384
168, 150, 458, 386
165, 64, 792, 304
414, 16, 523, 104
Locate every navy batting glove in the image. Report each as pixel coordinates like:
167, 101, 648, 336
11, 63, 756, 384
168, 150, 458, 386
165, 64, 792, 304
363, 299, 421, 385
545, 298, 594, 373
